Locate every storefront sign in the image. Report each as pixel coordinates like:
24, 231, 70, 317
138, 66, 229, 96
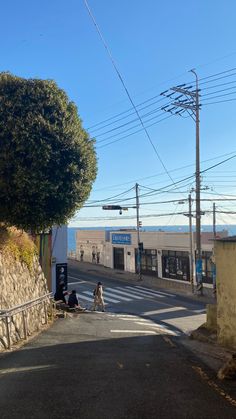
56, 263, 68, 291
112, 233, 131, 245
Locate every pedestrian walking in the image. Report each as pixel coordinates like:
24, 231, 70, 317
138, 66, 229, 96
92, 281, 105, 312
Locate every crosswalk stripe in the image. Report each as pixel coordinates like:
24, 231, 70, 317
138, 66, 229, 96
76, 294, 94, 303
77, 293, 108, 305
135, 285, 175, 298
104, 291, 131, 301
82, 291, 120, 304
111, 287, 143, 300
68, 281, 86, 286
125, 286, 165, 299
68, 275, 84, 282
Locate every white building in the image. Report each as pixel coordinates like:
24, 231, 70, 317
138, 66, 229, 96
76, 228, 227, 287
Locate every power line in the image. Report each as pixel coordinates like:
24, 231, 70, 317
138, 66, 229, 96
91, 150, 236, 192
86, 67, 236, 135
97, 114, 173, 149
84, 0, 188, 189
88, 67, 236, 132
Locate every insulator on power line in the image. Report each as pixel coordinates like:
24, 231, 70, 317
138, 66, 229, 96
176, 83, 186, 87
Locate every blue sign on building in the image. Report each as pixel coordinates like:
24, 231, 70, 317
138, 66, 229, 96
112, 233, 131, 245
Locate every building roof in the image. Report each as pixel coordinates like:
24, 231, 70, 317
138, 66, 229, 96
215, 235, 236, 242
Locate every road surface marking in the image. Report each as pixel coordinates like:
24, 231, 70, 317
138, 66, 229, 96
110, 330, 157, 335
143, 307, 186, 316
103, 291, 132, 301
0, 365, 54, 375
135, 285, 175, 298
68, 280, 86, 286
77, 294, 94, 303
136, 322, 178, 336
68, 275, 85, 282
82, 291, 120, 303
135, 321, 166, 328
125, 286, 165, 299
113, 287, 143, 299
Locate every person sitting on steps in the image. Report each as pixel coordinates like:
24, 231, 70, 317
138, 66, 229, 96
68, 290, 85, 311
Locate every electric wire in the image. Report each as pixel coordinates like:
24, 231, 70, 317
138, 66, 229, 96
83, 0, 187, 190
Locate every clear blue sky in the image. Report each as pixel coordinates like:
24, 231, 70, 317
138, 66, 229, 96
2, 1, 236, 230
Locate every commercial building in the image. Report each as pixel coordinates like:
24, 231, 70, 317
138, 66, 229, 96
75, 229, 227, 287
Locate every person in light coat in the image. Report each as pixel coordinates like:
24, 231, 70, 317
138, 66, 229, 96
92, 282, 105, 312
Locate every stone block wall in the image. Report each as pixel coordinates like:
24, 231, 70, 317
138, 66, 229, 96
215, 240, 236, 349
0, 252, 50, 350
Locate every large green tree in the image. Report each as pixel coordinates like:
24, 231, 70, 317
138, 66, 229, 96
0, 73, 97, 231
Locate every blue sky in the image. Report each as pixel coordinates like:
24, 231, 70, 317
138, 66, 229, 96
2, 1, 236, 229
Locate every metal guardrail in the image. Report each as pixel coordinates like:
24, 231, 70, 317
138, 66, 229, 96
0, 292, 53, 350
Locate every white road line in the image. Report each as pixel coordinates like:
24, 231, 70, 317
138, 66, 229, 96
135, 323, 178, 336
68, 275, 85, 282
68, 281, 86, 286
135, 322, 166, 328
76, 294, 94, 303
112, 287, 143, 300
125, 286, 165, 299
135, 285, 175, 298
104, 291, 132, 301
121, 318, 150, 322
110, 330, 157, 335
143, 307, 186, 316
82, 291, 120, 304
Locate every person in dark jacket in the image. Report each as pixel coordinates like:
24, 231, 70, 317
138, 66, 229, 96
68, 290, 79, 308
54, 281, 67, 303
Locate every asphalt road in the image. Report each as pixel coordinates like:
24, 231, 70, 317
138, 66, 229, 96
0, 262, 235, 418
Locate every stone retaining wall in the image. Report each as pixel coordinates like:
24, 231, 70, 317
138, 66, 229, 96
0, 252, 50, 350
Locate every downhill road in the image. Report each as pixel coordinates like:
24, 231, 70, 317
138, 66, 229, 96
0, 261, 235, 418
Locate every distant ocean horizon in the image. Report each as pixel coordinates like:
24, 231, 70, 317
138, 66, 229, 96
68, 225, 236, 252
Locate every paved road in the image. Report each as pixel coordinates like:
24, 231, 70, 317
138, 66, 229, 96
0, 262, 235, 418
68, 261, 207, 336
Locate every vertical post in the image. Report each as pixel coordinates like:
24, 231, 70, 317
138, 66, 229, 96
22, 311, 27, 340
43, 301, 48, 324
5, 316, 11, 350
135, 183, 141, 281
191, 69, 202, 295
188, 194, 194, 293
213, 202, 216, 238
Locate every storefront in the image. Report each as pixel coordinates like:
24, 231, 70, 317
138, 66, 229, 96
202, 251, 214, 284
135, 249, 158, 276
162, 250, 190, 281
113, 247, 125, 270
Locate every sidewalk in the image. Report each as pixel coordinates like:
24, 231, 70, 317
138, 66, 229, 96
68, 258, 215, 305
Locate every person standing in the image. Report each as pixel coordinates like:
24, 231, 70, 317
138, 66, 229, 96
92, 282, 105, 312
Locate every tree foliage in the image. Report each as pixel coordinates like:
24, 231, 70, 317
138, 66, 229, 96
0, 73, 97, 231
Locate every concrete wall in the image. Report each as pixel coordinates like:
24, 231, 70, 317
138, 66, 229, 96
215, 240, 236, 349
76, 230, 106, 265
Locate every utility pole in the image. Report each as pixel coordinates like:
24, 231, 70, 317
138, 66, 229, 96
213, 202, 216, 238
135, 183, 142, 281
188, 194, 194, 293
191, 69, 202, 295
161, 69, 203, 294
